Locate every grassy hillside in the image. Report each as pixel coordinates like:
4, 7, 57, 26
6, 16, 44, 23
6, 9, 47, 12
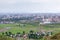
0, 23, 60, 34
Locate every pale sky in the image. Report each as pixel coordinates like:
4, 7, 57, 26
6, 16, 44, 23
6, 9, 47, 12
0, 0, 60, 13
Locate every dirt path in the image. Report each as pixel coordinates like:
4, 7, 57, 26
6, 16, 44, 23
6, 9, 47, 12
0, 27, 11, 32
16, 37, 21, 40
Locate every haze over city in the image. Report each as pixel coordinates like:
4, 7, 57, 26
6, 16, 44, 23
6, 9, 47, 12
0, 0, 60, 13
1, 0, 60, 40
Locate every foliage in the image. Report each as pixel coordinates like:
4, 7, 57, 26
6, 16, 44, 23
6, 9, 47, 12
0, 35, 14, 40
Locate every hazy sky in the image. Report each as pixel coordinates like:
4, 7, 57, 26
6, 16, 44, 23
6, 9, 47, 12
0, 0, 60, 13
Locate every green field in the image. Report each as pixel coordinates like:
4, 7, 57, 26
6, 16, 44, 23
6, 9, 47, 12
0, 23, 39, 34
0, 23, 60, 40
0, 23, 60, 34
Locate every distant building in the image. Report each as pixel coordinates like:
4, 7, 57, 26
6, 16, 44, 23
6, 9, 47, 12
40, 18, 51, 24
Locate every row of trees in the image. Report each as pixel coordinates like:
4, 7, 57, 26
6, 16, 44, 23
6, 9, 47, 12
1, 30, 53, 39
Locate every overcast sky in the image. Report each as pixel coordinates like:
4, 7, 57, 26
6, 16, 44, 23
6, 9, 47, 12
0, 0, 60, 13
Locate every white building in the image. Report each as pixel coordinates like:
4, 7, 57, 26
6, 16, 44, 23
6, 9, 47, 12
40, 19, 51, 24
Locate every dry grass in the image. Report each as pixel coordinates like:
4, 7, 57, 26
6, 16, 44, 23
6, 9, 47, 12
44, 33, 60, 40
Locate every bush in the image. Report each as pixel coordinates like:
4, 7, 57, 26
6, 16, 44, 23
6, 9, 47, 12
0, 35, 14, 40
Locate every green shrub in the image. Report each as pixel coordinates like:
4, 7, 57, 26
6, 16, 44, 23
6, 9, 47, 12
0, 35, 14, 40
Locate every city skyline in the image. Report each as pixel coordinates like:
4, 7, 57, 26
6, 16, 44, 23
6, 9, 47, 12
0, 0, 60, 13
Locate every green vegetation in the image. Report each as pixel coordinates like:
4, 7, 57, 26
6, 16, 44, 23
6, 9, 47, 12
0, 23, 38, 34
0, 23, 60, 34
0, 23, 60, 40
0, 35, 14, 40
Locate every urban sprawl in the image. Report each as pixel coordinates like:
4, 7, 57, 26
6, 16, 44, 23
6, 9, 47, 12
0, 13, 60, 24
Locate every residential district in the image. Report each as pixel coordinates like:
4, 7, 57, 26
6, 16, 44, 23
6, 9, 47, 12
0, 13, 60, 24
